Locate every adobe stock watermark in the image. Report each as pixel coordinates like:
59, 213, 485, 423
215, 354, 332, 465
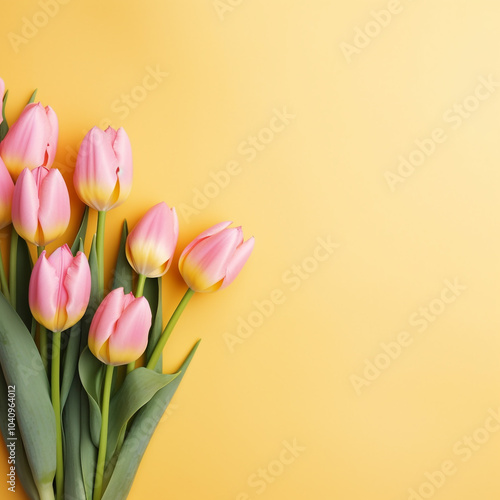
223, 236, 339, 353
178, 106, 295, 223
407, 407, 500, 500
7, 0, 73, 54
350, 278, 467, 395
340, 0, 419, 64
385, 75, 500, 191
233, 439, 306, 499
52, 64, 168, 175
213, 0, 244, 21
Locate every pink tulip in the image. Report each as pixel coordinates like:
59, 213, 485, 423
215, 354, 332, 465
12, 167, 70, 246
0, 157, 14, 230
29, 245, 91, 332
0, 78, 4, 125
179, 221, 254, 293
0, 102, 58, 180
125, 202, 178, 278
88, 287, 152, 366
73, 126, 133, 211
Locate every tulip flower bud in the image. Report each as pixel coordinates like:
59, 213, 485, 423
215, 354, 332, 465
12, 167, 70, 247
179, 221, 254, 293
0, 102, 58, 180
88, 287, 152, 366
126, 202, 178, 278
29, 245, 91, 332
73, 126, 133, 211
0, 157, 14, 230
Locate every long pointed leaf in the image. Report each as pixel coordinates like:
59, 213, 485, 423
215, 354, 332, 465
112, 220, 132, 293
15, 234, 33, 330
79, 235, 100, 498
144, 277, 163, 372
0, 89, 9, 141
0, 293, 55, 499
61, 323, 81, 410
63, 373, 86, 500
79, 348, 104, 447
71, 207, 89, 257
27, 89, 38, 104
101, 341, 200, 500
106, 367, 179, 463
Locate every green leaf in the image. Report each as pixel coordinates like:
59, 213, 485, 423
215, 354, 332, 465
81, 236, 99, 350
27, 89, 38, 104
62, 373, 87, 500
106, 367, 179, 463
61, 322, 81, 410
112, 220, 133, 293
101, 341, 200, 500
80, 387, 96, 500
71, 206, 89, 256
15, 235, 33, 331
78, 347, 104, 447
144, 277, 163, 372
0, 293, 56, 499
0, 89, 9, 141
0, 370, 40, 500
77, 235, 100, 498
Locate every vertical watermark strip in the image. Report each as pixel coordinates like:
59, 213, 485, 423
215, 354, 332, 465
6, 385, 16, 493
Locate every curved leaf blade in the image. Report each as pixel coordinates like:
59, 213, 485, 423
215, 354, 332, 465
71, 207, 89, 257
78, 347, 103, 447
112, 220, 132, 293
0, 293, 56, 499
144, 277, 163, 372
106, 367, 179, 463
0, 89, 9, 141
102, 340, 200, 500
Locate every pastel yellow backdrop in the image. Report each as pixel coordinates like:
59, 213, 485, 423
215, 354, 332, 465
1, 0, 500, 499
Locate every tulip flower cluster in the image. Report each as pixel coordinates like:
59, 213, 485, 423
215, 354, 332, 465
0, 78, 254, 500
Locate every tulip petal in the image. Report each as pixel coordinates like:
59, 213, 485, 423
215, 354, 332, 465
47, 245, 76, 331
44, 106, 59, 168
180, 228, 241, 291
37, 168, 70, 245
88, 288, 126, 361
220, 237, 255, 289
11, 168, 40, 243
29, 251, 59, 331
0, 103, 50, 179
74, 127, 120, 211
126, 203, 178, 277
178, 221, 232, 270
111, 127, 133, 206
108, 297, 151, 365
0, 157, 14, 229
63, 252, 91, 330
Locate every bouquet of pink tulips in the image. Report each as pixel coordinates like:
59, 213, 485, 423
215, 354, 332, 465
0, 78, 254, 500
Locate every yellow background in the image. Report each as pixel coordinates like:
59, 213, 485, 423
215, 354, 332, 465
2, 0, 500, 499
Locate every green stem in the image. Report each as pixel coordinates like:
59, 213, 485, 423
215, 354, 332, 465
0, 246, 10, 303
93, 364, 114, 500
51, 331, 64, 500
146, 288, 195, 371
125, 274, 148, 373
40, 325, 48, 374
9, 229, 17, 310
96, 211, 107, 300
135, 274, 146, 298
37, 246, 48, 373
